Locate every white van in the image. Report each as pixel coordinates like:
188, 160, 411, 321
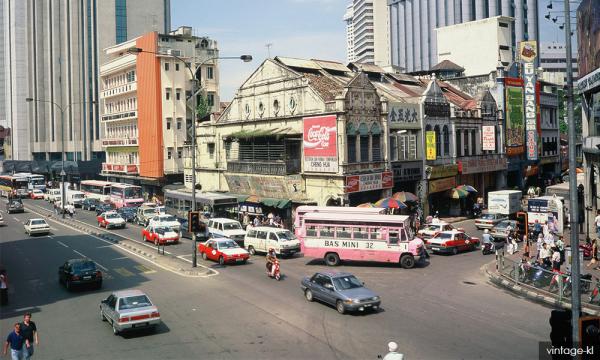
45, 189, 62, 203
66, 190, 86, 207
244, 226, 301, 257
207, 218, 246, 245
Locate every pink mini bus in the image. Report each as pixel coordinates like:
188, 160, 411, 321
298, 212, 420, 269
110, 183, 144, 208
294, 206, 385, 234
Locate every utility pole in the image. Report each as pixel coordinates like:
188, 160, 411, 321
563, 0, 580, 344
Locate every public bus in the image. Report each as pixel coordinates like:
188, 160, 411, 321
0, 175, 30, 198
109, 183, 144, 208
298, 212, 420, 269
163, 186, 238, 220
80, 180, 112, 202
294, 206, 386, 233
13, 173, 46, 192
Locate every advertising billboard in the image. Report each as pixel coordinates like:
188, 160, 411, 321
482, 125, 496, 151
520, 41, 538, 161
425, 131, 436, 160
345, 171, 393, 193
303, 115, 338, 173
577, 0, 600, 77
505, 78, 525, 156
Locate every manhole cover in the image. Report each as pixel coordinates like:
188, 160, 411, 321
463, 281, 477, 285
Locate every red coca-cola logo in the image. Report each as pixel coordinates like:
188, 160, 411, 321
306, 126, 331, 148
347, 178, 359, 187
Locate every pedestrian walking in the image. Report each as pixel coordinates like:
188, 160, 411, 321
67, 205, 74, 219
0, 269, 8, 306
540, 243, 552, 267
536, 234, 544, 259
3, 323, 29, 360
382, 341, 404, 360
588, 239, 599, 269
242, 212, 250, 229
19, 313, 37, 360
551, 247, 561, 272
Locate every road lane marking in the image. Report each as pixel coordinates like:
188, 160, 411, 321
13, 217, 19, 222
57, 241, 69, 248
135, 264, 157, 274
112, 256, 129, 261
73, 249, 87, 257
71, 249, 109, 271
97, 245, 113, 249
114, 267, 135, 277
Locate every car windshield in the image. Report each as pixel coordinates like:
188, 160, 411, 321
73, 194, 85, 199
424, 225, 441, 231
332, 276, 363, 290
155, 227, 170, 234
31, 220, 47, 226
276, 231, 296, 241
10, 200, 22, 206
118, 295, 152, 310
496, 221, 513, 229
223, 222, 241, 230
480, 214, 496, 220
106, 213, 120, 219
436, 233, 453, 239
73, 261, 96, 272
123, 187, 142, 199
218, 240, 239, 249
160, 215, 177, 222
143, 208, 156, 215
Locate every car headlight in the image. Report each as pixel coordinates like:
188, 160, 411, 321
372, 296, 380, 301
344, 299, 355, 304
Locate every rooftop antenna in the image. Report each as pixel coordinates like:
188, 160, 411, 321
266, 43, 273, 58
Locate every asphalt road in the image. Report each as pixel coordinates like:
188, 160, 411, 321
1, 202, 553, 359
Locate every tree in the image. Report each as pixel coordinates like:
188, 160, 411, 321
196, 94, 210, 120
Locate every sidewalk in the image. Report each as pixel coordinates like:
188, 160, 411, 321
439, 216, 470, 224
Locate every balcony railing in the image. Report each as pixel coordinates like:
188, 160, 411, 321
100, 81, 137, 100
102, 163, 139, 175
227, 160, 301, 176
101, 110, 137, 122
101, 138, 138, 147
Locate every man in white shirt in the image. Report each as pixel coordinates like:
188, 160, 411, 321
383, 342, 404, 360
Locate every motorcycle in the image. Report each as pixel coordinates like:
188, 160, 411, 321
482, 242, 494, 255
548, 270, 569, 293
589, 278, 600, 304
526, 262, 553, 288
580, 242, 593, 260
266, 260, 281, 281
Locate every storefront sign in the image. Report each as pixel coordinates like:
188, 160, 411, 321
388, 103, 421, 129
391, 161, 422, 182
505, 78, 525, 156
524, 165, 539, 177
303, 115, 338, 173
424, 102, 450, 118
576, 67, 600, 94
458, 158, 508, 174
482, 126, 496, 151
425, 131, 436, 160
425, 164, 459, 179
345, 171, 393, 193
225, 174, 306, 201
429, 177, 456, 194
523, 60, 538, 160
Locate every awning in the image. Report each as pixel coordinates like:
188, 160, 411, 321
229, 193, 291, 209
228, 127, 300, 139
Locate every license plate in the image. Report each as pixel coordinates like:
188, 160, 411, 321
236, 258, 243, 262
432, 247, 440, 251
132, 322, 148, 328
83, 276, 91, 280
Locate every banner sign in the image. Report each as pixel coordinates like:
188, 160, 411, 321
425, 131, 436, 160
388, 103, 421, 129
303, 115, 338, 173
428, 177, 456, 194
505, 80, 525, 156
345, 171, 393, 193
482, 125, 496, 151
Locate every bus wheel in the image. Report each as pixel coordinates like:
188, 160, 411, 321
324, 253, 340, 266
400, 254, 415, 269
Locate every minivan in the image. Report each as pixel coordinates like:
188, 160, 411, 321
66, 190, 86, 207
207, 218, 246, 246
244, 226, 301, 257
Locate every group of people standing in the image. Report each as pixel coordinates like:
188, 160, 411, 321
242, 212, 285, 230
3, 313, 38, 360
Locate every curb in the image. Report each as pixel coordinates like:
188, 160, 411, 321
25, 204, 214, 277
482, 261, 600, 316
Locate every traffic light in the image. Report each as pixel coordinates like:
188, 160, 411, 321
580, 316, 600, 359
516, 211, 528, 237
550, 309, 572, 350
188, 211, 201, 233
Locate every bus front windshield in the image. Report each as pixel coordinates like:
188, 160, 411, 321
30, 178, 45, 186
123, 187, 142, 199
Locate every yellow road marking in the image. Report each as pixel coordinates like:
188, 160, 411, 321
114, 267, 135, 277
134, 264, 157, 274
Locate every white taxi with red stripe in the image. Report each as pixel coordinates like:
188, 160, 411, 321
426, 230, 480, 255
417, 222, 455, 240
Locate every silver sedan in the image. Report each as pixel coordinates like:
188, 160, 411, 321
100, 289, 161, 335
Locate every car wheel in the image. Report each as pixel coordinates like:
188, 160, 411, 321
248, 246, 256, 255
336, 300, 346, 314
400, 254, 415, 269
100, 309, 106, 321
112, 322, 119, 335
452, 247, 459, 255
305, 289, 314, 302
324, 253, 340, 266
201, 252, 207, 260
219, 256, 225, 266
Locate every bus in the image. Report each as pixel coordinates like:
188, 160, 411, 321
294, 206, 386, 233
0, 175, 29, 198
298, 212, 420, 269
13, 173, 46, 192
163, 186, 238, 220
110, 183, 144, 208
80, 180, 112, 202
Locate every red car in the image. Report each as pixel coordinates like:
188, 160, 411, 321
425, 230, 480, 255
142, 224, 179, 245
97, 211, 126, 229
30, 190, 45, 199
198, 238, 249, 265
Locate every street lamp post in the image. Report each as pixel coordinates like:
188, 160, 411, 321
26, 98, 95, 218
128, 47, 251, 267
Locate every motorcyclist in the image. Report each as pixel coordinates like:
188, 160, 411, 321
266, 248, 277, 276
482, 229, 494, 247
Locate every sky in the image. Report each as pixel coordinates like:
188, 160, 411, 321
171, 0, 578, 101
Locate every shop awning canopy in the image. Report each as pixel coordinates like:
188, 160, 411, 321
231, 194, 291, 209
228, 127, 300, 139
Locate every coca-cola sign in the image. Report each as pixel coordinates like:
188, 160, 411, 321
303, 115, 338, 173
345, 172, 394, 193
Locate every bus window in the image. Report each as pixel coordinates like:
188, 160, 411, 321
400, 229, 408, 242
184, 200, 191, 211
306, 226, 317, 237
354, 227, 368, 239
319, 226, 335, 238
370, 228, 383, 240
337, 227, 351, 239
389, 231, 399, 244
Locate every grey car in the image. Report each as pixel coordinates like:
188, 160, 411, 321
301, 272, 381, 314
491, 219, 518, 240
100, 289, 161, 335
6, 199, 24, 214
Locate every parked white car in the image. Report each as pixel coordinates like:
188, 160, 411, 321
208, 218, 246, 246
244, 226, 301, 256
148, 214, 181, 232
0, 211, 4, 226
24, 218, 50, 235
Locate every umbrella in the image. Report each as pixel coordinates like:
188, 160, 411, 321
392, 191, 419, 203
374, 197, 407, 209
448, 188, 469, 199
357, 203, 375, 208
456, 184, 477, 193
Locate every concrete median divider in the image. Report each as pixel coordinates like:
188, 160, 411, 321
24, 203, 217, 278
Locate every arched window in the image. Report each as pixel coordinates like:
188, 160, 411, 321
346, 123, 357, 163
443, 125, 449, 156
434, 125, 441, 157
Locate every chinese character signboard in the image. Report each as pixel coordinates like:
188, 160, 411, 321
520, 41, 538, 161
388, 103, 421, 129
425, 131, 436, 160
482, 125, 496, 151
345, 171, 393, 193
505, 78, 525, 156
303, 115, 338, 173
